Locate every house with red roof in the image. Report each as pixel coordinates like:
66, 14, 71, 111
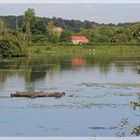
69, 36, 89, 45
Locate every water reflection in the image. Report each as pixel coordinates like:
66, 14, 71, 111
0, 53, 140, 136
0, 54, 139, 93
72, 57, 87, 66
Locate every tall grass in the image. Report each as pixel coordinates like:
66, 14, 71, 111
28, 45, 140, 56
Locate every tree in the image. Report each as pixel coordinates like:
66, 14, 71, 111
59, 30, 72, 42
31, 18, 47, 35
0, 39, 22, 58
128, 24, 140, 44
112, 27, 129, 44
47, 21, 62, 43
0, 20, 7, 39
78, 24, 115, 44
23, 8, 35, 43
94, 24, 114, 43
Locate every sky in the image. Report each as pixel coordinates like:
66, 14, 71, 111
0, 3, 140, 24
0, 0, 140, 3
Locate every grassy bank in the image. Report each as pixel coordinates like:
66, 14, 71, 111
28, 45, 140, 56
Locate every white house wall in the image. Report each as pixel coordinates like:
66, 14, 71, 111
72, 40, 83, 45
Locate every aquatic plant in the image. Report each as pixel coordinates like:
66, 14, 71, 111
130, 93, 140, 109
132, 126, 140, 136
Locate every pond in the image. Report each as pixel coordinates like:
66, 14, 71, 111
0, 53, 140, 136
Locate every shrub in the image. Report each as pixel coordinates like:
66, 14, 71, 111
34, 48, 40, 53
0, 39, 22, 58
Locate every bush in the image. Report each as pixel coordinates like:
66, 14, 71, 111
34, 48, 40, 53
0, 39, 22, 58
32, 35, 48, 44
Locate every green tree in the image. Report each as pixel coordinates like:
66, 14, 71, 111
59, 30, 72, 42
0, 20, 7, 39
23, 8, 35, 43
47, 21, 61, 43
0, 39, 22, 58
112, 27, 129, 44
31, 17, 47, 35
94, 24, 114, 43
79, 24, 115, 44
128, 24, 140, 44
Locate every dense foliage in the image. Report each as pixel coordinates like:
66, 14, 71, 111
0, 39, 22, 58
0, 11, 140, 45
0, 15, 98, 32
0, 19, 28, 58
79, 24, 140, 45
0, 8, 140, 58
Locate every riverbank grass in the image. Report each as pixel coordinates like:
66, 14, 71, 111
28, 45, 140, 56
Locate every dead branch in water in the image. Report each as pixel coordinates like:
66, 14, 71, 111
10, 91, 65, 98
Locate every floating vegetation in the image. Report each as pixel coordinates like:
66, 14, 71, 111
130, 93, 140, 109
112, 83, 140, 87
88, 126, 117, 130
77, 83, 140, 88
130, 102, 140, 109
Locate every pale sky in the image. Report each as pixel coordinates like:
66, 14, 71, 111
0, 0, 140, 3
0, 4, 140, 24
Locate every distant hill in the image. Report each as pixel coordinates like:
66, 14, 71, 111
117, 22, 140, 28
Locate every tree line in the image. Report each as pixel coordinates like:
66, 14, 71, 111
0, 8, 140, 57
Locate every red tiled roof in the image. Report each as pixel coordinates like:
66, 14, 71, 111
70, 36, 89, 43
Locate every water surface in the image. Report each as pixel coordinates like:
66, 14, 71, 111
0, 54, 140, 136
